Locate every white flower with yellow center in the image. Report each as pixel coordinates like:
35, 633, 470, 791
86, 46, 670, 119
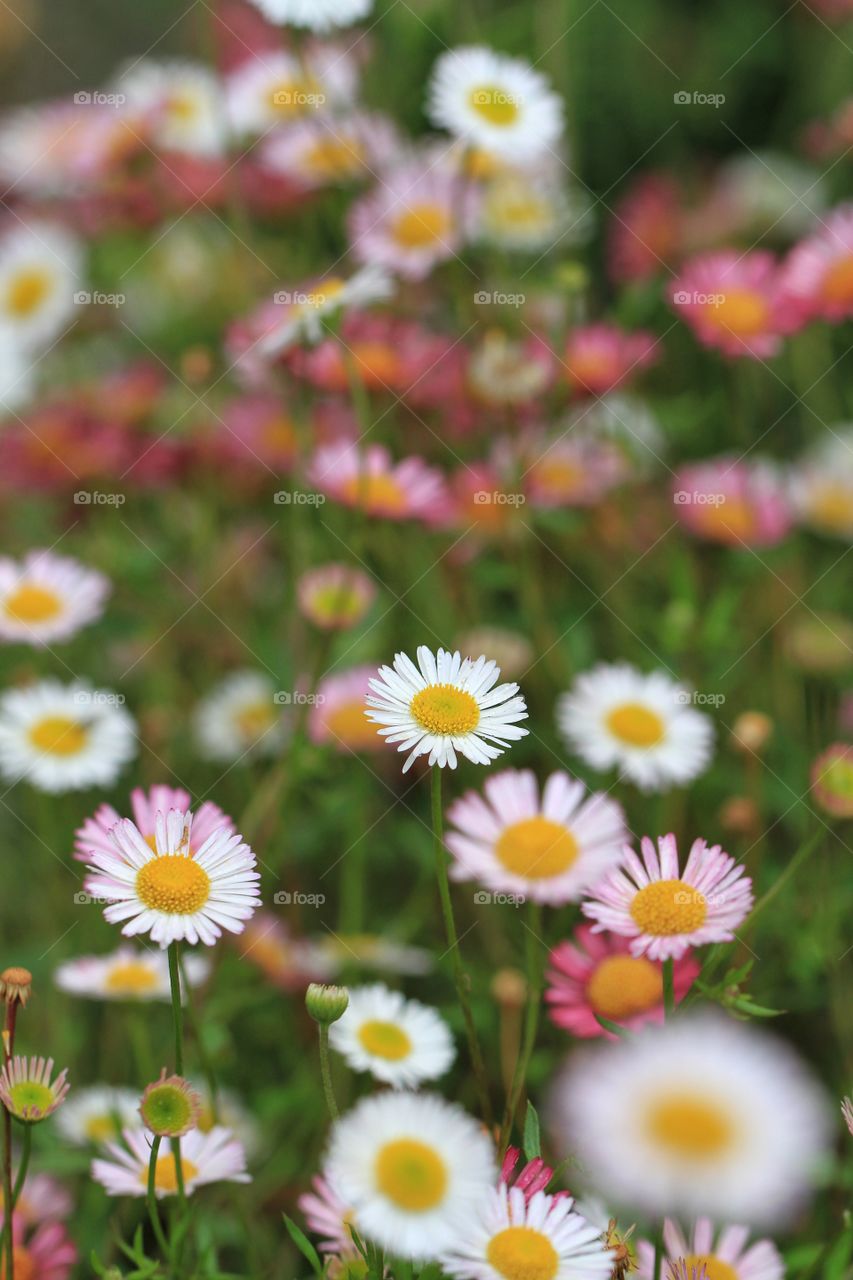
326, 1091, 496, 1258
55, 1085, 141, 1147
0, 221, 82, 350
366, 646, 529, 773
636, 1216, 784, 1280
790, 425, 853, 541
226, 49, 356, 134
92, 1125, 249, 1198
329, 983, 455, 1087
244, 0, 373, 31
0, 679, 136, 793
556, 663, 714, 792
116, 59, 226, 156
0, 549, 109, 646
427, 47, 563, 162
84, 808, 261, 948
441, 1184, 614, 1280
551, 1013, 830, 1226
54, 945, 210, 1002
258, 265, 393, 358
193, 670, 287, 764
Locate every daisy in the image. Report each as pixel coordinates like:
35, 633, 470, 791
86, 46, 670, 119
54, 1085, 141, 1146
467, 332, 553, 407
714, 150, 827, 241
669, 250, 801, 359
349, 163, 471, 281
567, 392, 665, 473
193, 670, 286, 763
226, 49, 350, 135
780, 202, 853, 323
522, 433, 628, 508
244, 0, 373, 31
92, 1125, 250, 1198
310, 667, 386, 753
262, 113, 395, 188
366, 646, 529, 772
298, 1172, 359, 1258
325, 1091, 496, 1258
445, 769, 627, 906
556, 663, 714, 792
54, 946, 210, 1002
479, 172, 590, 253
636, 1217, 784, 1280
193, 1083, 261, 1158
563, 324, 657, 397
74, 784, 234, 864
83, 807, 261, 949
550, 1012, 830, 1226
790, 426, 853, 540
0, 680, 136, 793
499, 1147, 567, 1204
441, 1184, 613, 1280
257, 265, 393, 358
6, 1172, 73, 1226
297, 564, 376, 631
0, 1056, 69, 1122
583, 833, 753, 961
310, 442, 449, 524
329, 983, 455, 1087
3, 1218, 76, 1280
673, 457, 793, 547
427, 47, 563, 161
0, 221, 83, 351
546, 924, 700, 1038
0, 549, 109, 645
115, 59, 226, 156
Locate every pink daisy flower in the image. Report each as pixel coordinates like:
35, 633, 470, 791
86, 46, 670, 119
445, 768, 628, 906
673, 456, 794, 547
92, 1125, 249, 1198
216, 394, 298, 472
2, 1173, 72, 1227
298, 1174, 358, 1257
563, 324, 657, 397
348, 162, 473, 280
582, 833, 754, 961
297, 565, 376, 631
780, 202, 853, 323
309, 666, 386, 753
0, 549, 109, 647
607, 172, 684, 284
499, 1146, 569, 1204
669, 249, 802, 358
309, 441, 449, 523
291, 313, 459, 402
4, 1217, 76, 1280
636, 1217, 783, 1280
546, 924, 699, 1038
74, 785, 234, 864
522, 432, 628, 508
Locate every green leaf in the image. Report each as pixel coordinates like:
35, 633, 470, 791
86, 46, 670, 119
594, 1014, 629, 1037
523, 1102, 541, 1160
283, 1215, 324, 1277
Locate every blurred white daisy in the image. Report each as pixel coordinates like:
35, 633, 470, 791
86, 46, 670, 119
326, 1091, 496, 1258
92, 1125, 249, 1198
245, 0, 373, 32
54, 945, 209, 1002
55, 1085, 142, 1146
0, 332, 35, 411
0, 680, 136, 793
0, 221, 83, 350
193, 670, 286, 763
227, 48, 356, 134
366, 646, 529, 772
790, 425, 853, 541
441, 1184, 614, 1280
116, 59, 226, 156
550, 1012, 830, 1227
635, 1216, 784, 1280
556, 663, 714, 792
0, 549, 109, 646
262, 112, 397, 189
258, 265, 393, 358
427, 47, 563, 161
329, 983, 455, 1087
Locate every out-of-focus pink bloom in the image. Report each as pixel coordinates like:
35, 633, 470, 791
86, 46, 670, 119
499, 1146, 570, 1204
0, 100, 143, 198
673, 456, 794, 547
297, 564, 375, 631
670, 249, 802, 358
5, 1216, 76, 1280
1, 1174, 72, 1228
309, 441, 449, 523
218, 394, 298, 471
291, 313, 457, 401
563, 324, 658, 397
260, 112, 398, 189
298, 1174, 358, 1257
780, 203, 853, 324
522, 431, 629, 508
309, 666, 384, 753
608, 173, 684, 283
443, 461, 526, 537
802, 98, 853, 160
348, 161, 474, 280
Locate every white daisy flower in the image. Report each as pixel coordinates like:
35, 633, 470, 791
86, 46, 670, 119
0, 332, 35, 411
0, 549, 109, 646
441, 1184, 614, 1280
365, 646, 529, 773
0, 680, 136, 793
83, 808, 262, 949
258, 265, 394, 359
329, 983, 455, 1087
193, 670, 287, 764
54, 945, 210, 1002
92, 1125, 250, 1198
427, 47, 563, 162
550, 1012, 830, 1227
556, 663, 714, 792
0, 221, 83, 351
226, 48, 356, 134
326, 1091, 496, 1259
116, 59, 226, 156
55, 1085, 141, 1146
446, 769, 628, 906
244, 0, 373, 33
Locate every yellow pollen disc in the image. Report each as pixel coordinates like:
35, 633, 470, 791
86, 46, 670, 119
6, 269, 51, 318
135, 855, 211, 915
306, 137, 365, 178
586, 954, 663, 1019
234, 700, 275, 740
165, 93, 200, 122
104, 960, 160, 996
375, 1138, 447, 1211
84, 1113, 120, 1142
495, 816, 578, 880
486, 1226, 560, 1280
695, 496, 756, 542
261, 416, 296, 451
646, 1092, 733, 1159
708, 289, 769, 337
391, 204, 452, 249
808, 484, 853, 533
325, 700, 381, 750
822, 254, 853, 307
139, 1154, 200, 1195
606, 702, 665, 748
270, 76, 319, 114
493, 193, 550, 230
357, 1019, 413, 1060
28, 715, 88, 756
4, 582, 63, 623
468, 85, 521, 127
683, 1258, 738, 1280
409, 684, 480, 736
340, 471, 408, 515
630, 878, 707, 935
351, 340, 402, 388
532, 459, 584, 497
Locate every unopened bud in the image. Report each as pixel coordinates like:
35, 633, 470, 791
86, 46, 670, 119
306, 983, 349, 1026
0, 967, 32, 1008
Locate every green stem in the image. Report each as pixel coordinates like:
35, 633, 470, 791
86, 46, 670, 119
2, 1108, 12, 1280
168, 942, 184, 1076
662, 957, 675, 1018
10, 1124, 31, 1211
178, 954, 219, 1122
430, 767, 494, 1129
499, 899, 543, 1151
651, 1220, 663, 1280
318, 1026, 338, 1121
146, 1134, 171, 1260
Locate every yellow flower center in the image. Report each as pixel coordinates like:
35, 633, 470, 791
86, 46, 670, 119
646, 1092, 734, 1160
84, 1113, 121, 1142
4, 583, 63, 623
306, 136, 365, 179
325, 700, 380, 750
357, 1019, 413, 1060
8, 1080, 54, 1116
104, 961, 160, 996
391, 203, 452, 250
606, 702, 665, 748
261, 416, 296, 451
487, 186, 552, 233
340, 471, 408, 515
350, 340, 402, 389
468, 85, 521, 127
269, 75, 320, 115
485, 1226, 560, 1280
234, 700, 275, 740
135, 855, 211, 915
822, 254, 853, 307
683, 1258, 738, 1280
165, 93, 200, 123
807, 483, 853, 533
630, 878, 707, 935
374, 1138, 447, 1211
28, 715, 89, 756
409, 684, 480, 736
694, 497, 757, 542
6, 269, 51, 318
139, 1153, 200, 1195
708, 289, 769, 337
495, 816, 578, 879
531, 459, 584, 497
586, 954, 663, 1019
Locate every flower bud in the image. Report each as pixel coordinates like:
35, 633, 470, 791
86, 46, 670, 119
139, 1070, 201, 1138
305, 983, 349, 1025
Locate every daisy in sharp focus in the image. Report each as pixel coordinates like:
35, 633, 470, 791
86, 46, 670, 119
636, 1217, 784, 1280
54, 946, 210, 1002
440, 1184, 614, 1280
91, 1125, 249, 1198
582, 833, 754, 961
193, 670, 287, 763
0, 549, 109, 646
244, 0, 373, 31
326, 1091, 496, 1258
54, 1085, 141, 1146
329, 983, 455, 1087
557, 663, 714, 793
446, 769, 627, 906
74, 784, 234, 864
0, 680, 136, 793
84, 807, 261, 949
427, 46, 563, 161
0, 221, 83, 351
366, 646, 529, 772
